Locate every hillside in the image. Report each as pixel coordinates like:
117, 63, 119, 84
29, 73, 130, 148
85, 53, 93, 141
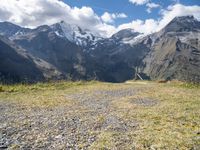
0, 36, 44, 83
140, 16, 200, 83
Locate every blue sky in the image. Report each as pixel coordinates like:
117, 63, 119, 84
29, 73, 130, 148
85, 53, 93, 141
64, 0, 200, 26
0, 0, 200, 37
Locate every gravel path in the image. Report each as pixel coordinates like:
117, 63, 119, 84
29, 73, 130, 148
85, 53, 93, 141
0, 86, 155, 149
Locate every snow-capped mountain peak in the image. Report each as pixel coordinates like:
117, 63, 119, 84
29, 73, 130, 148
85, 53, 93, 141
0, 21, 31, 39
51, 21, 103, 47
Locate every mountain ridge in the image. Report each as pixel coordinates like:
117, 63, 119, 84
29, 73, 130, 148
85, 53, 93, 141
0, 15, 200, 83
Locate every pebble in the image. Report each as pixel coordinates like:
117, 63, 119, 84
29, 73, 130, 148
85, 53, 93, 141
0, 87, 139, 149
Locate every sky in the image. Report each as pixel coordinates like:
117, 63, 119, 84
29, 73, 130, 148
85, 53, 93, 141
64, 0, 199, 26
0, 0, 200, 37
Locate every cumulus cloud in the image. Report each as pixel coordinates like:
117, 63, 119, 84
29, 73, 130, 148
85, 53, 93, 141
101, 12, 127, 23
129, 0, 160, 14
129, 0, 149, 5
146, 3, 160, 13
117, 19, 158, 34
116, 3, 200, 35
0, 0, 118, 37
158, 4, 200, 29
0, 0, 200, 37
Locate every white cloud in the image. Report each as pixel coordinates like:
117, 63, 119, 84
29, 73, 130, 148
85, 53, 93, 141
129, 0, 149, 5
158, 4, 200, 30
0, 0, 117, 37
129, 0, 161, 14
116, 13, 128, 18
117, 19, 158, 34
0, 1, 200, 37
146, 3, 160, 13
117, 3, 200, 35
101, 12, 127, 23
0, 0, 96, 27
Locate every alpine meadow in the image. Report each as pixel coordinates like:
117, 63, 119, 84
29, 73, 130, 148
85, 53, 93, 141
0, 0, 200, 149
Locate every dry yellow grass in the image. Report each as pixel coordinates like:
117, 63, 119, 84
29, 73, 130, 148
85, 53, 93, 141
0, 80, 199, 149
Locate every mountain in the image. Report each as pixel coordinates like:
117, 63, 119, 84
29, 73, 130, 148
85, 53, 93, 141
139, 16, 200, 82
0, 22, 31, 39
0, 16, 200, 83
9, 22, 144, 82
0, 36, 44, 83
0, 35, 65, 83
111, 29, 140, 41
160, 16, 200, 34
12, 24, 96, 80
88, 30, 148, 82
51, 21, 103, 49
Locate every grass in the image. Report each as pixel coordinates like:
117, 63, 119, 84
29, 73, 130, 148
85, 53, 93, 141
111, 81, 200, 149
0, 80, 98, 92
0, 80, 200, 149
0, 81, 99, 108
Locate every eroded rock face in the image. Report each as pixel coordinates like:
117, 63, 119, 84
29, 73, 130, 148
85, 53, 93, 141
138, 16, 200, 82
0, 16, 200, 83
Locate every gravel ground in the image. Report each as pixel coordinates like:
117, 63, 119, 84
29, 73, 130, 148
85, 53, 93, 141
0, 86, 154, 149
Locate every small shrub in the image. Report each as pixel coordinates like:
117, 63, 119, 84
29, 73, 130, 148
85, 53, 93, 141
0, 86, 4, 92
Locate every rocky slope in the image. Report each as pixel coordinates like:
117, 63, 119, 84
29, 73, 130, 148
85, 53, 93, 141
0, 16, 199, 83
0, 35, 66, 83
139, 16, 200, 82
13, 25, 90, 80
0, 36, 44, 83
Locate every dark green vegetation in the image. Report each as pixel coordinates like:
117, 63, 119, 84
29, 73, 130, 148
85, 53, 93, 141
0, 81, 199, 149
